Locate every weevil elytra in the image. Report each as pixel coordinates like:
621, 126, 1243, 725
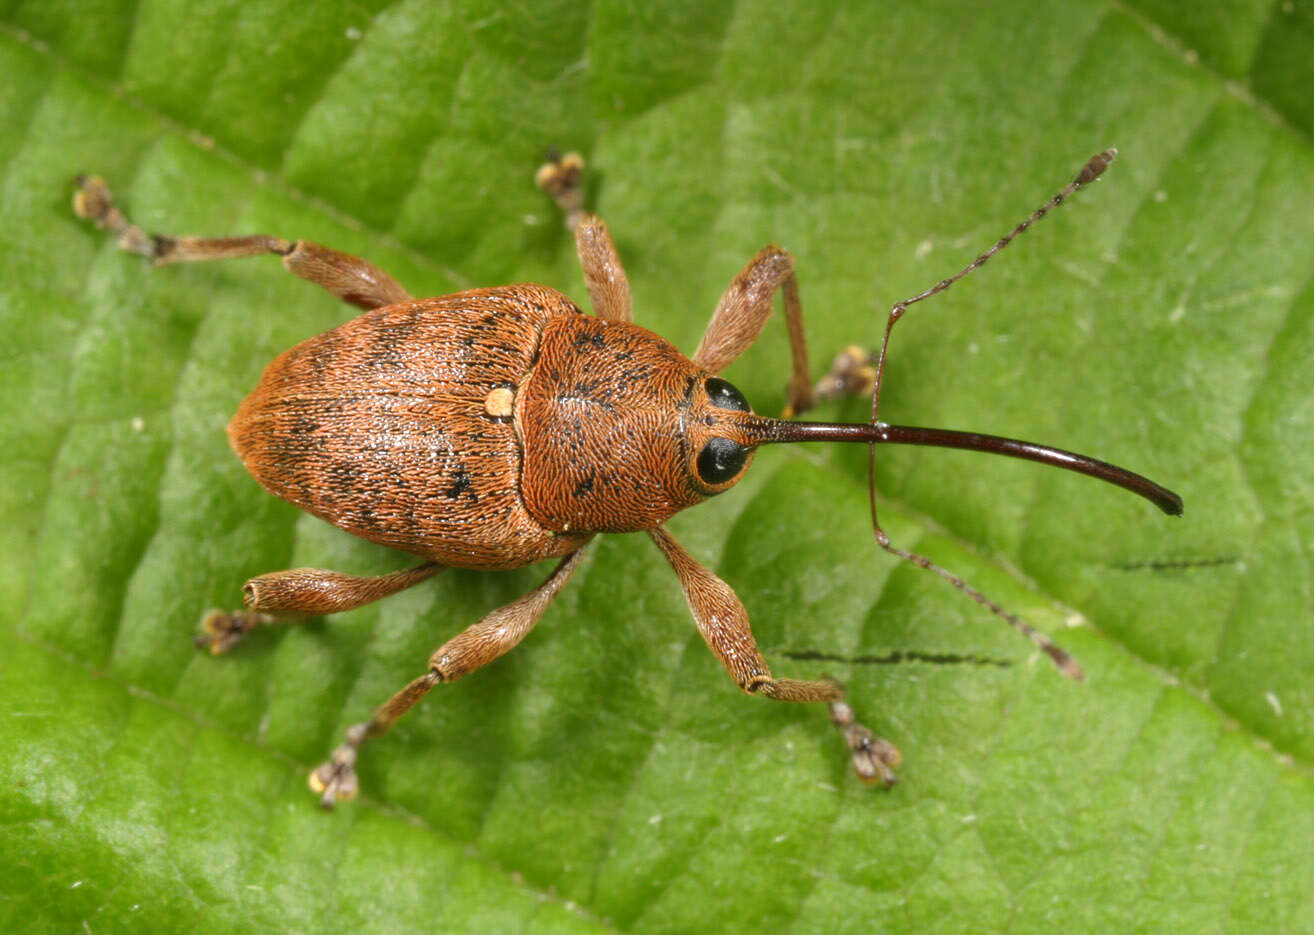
73, 150, 1181, 807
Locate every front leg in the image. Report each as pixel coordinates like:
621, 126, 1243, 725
648, 526, 899, 786
691, 247, 876, 418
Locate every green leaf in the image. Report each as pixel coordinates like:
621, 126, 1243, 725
3, 1, 1313, 932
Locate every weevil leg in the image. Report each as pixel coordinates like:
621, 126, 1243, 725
570, 213, 633, 322
310, 548, 587, 808
72, 175, 413, 311
809, 344, 880, 415
534, 152, 633, 322
692, 247, 809, 413
691, 247, 875, 418
196, 563, 444, 654
534, 149, 585, 231
648, 526, 900, 786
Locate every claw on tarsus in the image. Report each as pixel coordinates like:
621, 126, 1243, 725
195, 609, 272, 655
829, 698, 901, 787
308, 743, 360, 809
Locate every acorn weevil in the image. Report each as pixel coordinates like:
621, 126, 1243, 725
73, 149, 1181, 807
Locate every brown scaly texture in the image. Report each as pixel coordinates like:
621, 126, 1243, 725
228, 285, 592, 569
518, 314, 753, 533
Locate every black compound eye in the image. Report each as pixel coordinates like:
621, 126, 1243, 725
704, 377, 750, 412
696, 437, 748, 486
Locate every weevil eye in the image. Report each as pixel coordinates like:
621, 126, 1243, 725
705, 377, 750, 412
696, 437, 748, 485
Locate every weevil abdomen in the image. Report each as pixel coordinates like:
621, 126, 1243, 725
228, 284, 592, 569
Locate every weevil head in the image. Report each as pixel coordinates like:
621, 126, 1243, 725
518, 316, 765, 534
683, 375, 758, 494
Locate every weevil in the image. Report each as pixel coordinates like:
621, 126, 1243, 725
73, 149, 1181, 807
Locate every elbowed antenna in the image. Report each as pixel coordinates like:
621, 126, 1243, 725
741, 416, 1183, 516
738, 150, 1180, 684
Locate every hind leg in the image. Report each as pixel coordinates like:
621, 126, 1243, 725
73, 175, 412, 311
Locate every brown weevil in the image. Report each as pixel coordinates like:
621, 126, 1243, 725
73, 149, 1181, 807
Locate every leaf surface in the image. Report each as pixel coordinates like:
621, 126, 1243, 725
3, 2, 1313, 932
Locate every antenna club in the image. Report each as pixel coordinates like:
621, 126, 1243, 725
1078, 148, 1118, 185
1048, 646, 1085, 682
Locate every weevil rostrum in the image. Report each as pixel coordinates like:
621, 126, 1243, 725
73, 150, 1181, 807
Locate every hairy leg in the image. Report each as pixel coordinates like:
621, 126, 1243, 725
74, 175, 412, 310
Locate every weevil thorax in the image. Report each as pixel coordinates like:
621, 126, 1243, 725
518, 314, 759, 534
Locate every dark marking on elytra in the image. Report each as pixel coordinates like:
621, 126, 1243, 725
364, 332, 406, 370
445, 465, 475, 500
288, 412, 320, 436
573, 475, 594, 497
